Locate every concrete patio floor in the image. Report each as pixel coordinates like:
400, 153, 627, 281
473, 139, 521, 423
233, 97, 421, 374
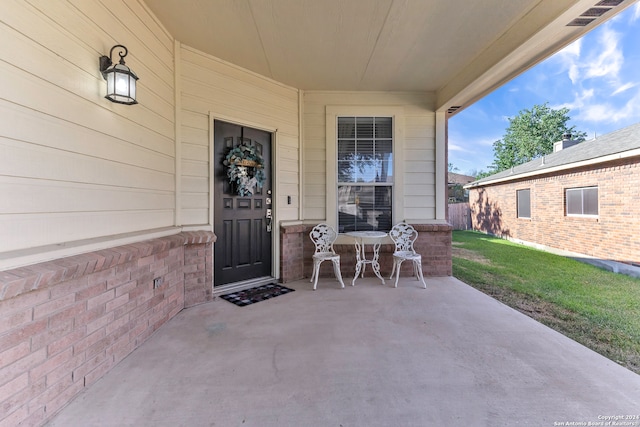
46, 276, 640, 427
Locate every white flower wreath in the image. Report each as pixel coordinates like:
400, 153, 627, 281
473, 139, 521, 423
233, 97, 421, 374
224, 144, 266, 196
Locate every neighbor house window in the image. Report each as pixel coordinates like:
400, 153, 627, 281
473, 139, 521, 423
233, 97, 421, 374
337, 117, 393, 232
566, 186, 598, 216
517, 189, 531, 218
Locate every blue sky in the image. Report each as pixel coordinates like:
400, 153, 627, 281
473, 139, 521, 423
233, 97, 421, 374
448, 3, 640, 176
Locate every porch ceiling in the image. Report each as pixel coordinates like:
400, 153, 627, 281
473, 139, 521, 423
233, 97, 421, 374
144, 0, 636, 113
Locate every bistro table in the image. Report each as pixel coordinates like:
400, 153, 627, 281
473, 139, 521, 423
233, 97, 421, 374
346, 230, 388, 286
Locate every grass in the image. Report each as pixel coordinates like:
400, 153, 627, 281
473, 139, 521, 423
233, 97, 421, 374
452, 230, 640, 374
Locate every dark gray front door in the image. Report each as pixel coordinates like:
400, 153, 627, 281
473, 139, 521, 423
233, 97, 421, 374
213, 120, 273, 286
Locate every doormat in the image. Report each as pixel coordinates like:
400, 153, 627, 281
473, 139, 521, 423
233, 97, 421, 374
219, 283, 295, 307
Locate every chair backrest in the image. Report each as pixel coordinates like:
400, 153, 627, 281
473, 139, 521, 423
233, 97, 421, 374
389, 222, 418, 253
309, 223, 338, 254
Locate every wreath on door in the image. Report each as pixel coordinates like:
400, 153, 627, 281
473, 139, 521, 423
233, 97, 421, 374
224, 144, 266, 196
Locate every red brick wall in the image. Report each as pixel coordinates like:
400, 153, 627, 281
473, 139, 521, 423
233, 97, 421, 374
183, 239, 215, 307
0, 231, 215, 427
469, 158, 640, 264
279, 224, 306, 283
281, 223, 452, 284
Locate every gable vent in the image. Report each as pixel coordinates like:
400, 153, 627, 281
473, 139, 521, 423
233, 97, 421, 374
447, 106, 462, 114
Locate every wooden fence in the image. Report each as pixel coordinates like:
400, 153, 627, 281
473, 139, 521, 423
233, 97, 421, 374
448, 202, 471, 230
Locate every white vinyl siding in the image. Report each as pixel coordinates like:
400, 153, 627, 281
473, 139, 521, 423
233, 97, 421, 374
303, 91, 436, 225
0, 0, 174, 254
179, 45, 300, 227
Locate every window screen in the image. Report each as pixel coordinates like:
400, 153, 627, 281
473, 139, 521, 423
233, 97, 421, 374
337, 117, 393, 232
517, 189, 531, 218
566, 187, 598, 216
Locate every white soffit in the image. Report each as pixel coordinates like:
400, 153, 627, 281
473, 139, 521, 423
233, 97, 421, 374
144, 0, 637, 111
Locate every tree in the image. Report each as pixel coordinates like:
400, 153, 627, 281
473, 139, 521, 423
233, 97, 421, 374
467, 168, 491, 179
491, 103, 586, 173
448, 162, 459, 172
472, 170, 493, 180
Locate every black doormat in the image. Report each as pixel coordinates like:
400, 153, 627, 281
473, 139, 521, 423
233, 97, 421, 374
219, 283, 295, 307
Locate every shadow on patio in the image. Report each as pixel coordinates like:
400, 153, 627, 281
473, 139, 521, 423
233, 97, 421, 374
46, 276, 640, 426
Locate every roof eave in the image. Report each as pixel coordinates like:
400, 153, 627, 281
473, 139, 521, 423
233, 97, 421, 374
464, 147, 640, 189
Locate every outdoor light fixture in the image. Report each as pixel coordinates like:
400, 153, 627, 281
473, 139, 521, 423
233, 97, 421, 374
99, 44, 138, 105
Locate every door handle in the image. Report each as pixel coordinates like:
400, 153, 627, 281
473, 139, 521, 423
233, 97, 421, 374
266, 208, 272, 232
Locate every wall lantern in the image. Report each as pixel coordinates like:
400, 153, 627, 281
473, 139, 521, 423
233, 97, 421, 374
99, 44, 138, 105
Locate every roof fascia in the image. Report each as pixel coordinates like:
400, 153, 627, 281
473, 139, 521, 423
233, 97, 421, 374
465, 148, 640, 189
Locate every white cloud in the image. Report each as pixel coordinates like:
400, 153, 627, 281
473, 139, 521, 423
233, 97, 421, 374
632, 3, 640, 22
547, 15, 640, 128
612, 82, 638, 95
555, 39, 581, 84
576, 88, 640, 123
553, 89, 594, 111
612, 90, 640, 122
560, 86, 640, 124
476, 136, 499, 147
583, 27, 623, 81
579, 103, 612, 122
448, 130, 500, 166
448, 135, 496, 153
560, 39, 581, 57
448, 142, 466, 152
552, 25, 624, 86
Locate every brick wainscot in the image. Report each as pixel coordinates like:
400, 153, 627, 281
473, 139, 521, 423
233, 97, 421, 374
0, 231, 215, 426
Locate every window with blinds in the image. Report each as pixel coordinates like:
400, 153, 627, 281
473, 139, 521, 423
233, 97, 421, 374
337, 117, 393, 232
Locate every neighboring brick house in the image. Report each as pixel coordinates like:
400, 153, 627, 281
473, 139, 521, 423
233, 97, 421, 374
465, 122, 640, 265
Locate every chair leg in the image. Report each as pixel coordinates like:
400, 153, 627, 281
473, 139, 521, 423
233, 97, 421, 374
310, 261, 316, 283
389, 261, 396, 280
332, 259, 345, 288
312, 261, 321, 290
415, 259, 427, 289
394, 260, 403, 288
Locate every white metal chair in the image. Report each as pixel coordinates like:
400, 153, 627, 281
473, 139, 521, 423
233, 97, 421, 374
388, 222, 427, 288
309, 223, 346, 290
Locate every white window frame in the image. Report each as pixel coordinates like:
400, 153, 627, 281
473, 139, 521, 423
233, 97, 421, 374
565, 186, 599, 217
326, 106, 405, 230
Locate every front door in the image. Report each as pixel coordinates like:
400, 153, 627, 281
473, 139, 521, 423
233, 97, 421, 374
213, 120, 273, 287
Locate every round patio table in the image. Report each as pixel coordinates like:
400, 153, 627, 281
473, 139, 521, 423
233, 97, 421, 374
346, 231, 388, 286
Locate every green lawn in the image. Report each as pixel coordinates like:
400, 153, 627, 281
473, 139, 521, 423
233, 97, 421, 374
452, 230, 640, 374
